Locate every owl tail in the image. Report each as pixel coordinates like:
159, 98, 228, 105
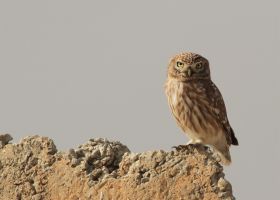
214, 145, 231, 166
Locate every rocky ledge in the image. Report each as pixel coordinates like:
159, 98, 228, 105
0, 134, 234, 200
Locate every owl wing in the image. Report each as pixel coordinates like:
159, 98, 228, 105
204, 81, 238, 145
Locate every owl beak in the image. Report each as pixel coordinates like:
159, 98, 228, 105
186, 67, 192, 77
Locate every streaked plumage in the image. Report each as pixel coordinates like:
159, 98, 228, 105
165, 52, 238, 165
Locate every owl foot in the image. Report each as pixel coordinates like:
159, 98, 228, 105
172, 144, 189, 151
172, 144, 198, 151
172, 143, 208, 152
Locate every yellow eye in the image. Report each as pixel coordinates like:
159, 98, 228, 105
196, 62, 203, 70
176, 61, 184, 68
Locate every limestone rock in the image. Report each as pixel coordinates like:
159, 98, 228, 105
0, 135, 235, 200
67, 138, 130, 183
0, 133, 13, 148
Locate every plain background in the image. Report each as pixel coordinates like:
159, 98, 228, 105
0, 1, 279, 199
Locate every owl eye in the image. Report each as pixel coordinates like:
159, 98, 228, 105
176, 61, 184, 68
195, 62, 204, 70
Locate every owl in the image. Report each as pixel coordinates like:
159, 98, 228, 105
165, 52, 238, 165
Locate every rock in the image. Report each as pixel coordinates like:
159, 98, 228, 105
0, 135, 235, 200
66, 138, 130, 183
0, 133, 13, 148
0, 135, 57, 200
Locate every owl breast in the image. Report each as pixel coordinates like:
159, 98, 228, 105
165, 79, 222, 143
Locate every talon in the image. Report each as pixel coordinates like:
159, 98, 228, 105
172, 144, 189, 151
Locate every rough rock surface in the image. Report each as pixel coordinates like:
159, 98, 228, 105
0, 133, 13, 148
0, 134, 235, 200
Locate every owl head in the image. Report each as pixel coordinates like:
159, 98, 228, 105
167, 52, 210, 81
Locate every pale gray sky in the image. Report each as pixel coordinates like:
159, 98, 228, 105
0, 1, 279, 199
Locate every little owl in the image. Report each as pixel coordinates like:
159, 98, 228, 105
165, 52, 238, 165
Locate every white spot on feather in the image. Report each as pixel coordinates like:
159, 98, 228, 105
172, 92, 177, 105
